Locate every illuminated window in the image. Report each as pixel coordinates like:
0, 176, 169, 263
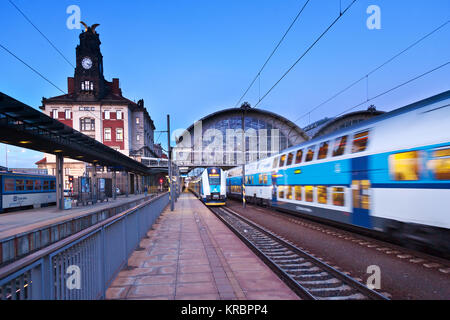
104, 128, 111, 141
278, 186, 285, 199
305, 186, 314, 202
317, 186, 327, 204
16, 179, 24, 191
332, 187, 345, 206
136, 134, 140, 141
389, 151, 420, 181
259, 174, 263, 184
305, 146, 316, 162
279, 154, 287, 167
26, 180, 34, 191
263, 174, 268, 184
318, 141, 329, 160
333, 135, 348, 157
34, 180, 42, 191
4, 179, 14, 192
286, 152, 294, 166
428, 147, 450, 180
361, 180, 370, 210
136, 117, 140, 124
286, 186, 293, 200
295, 149, 303, 164
352, 131, 369, 153
295, 185, 302, 201
116, 128, 123, 141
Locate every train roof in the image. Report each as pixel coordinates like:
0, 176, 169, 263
280, 90, 450, 154
0, 171, 55, 178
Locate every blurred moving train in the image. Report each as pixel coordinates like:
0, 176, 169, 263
188, 167, 226, 206
0, 171, 57, 213
227, 91, 450, 255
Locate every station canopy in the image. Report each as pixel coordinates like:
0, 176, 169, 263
0, 92, 150, 175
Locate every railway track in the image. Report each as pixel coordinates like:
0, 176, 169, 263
209, 205, 389, 300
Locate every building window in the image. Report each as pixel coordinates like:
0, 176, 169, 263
80, 118, 95, 131
104, 110, 110, 120
116, 110, 123, 120
65, 109, 71, 119
81, 81, 93, 92
136, 117, 140, 124
389, 151, 420, 181
104, 128, 111, 141
136, 134, 140, 141
65, 168, 70, 175
52, 109, 58, 119
116, 128, 123, 141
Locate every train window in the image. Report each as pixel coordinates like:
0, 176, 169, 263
332, 187, 345, 206
305, 186, 314, 202
352, 131, 369, 153
305, 146, 316, 162
295, 149, 303, 164
286, 186, 293, 200
333, 135, 348, 157
25, 180, 34, 191
43, 181, 49, 190
389, 151, 420, 181
4, 178, 14, 191
258, 174, 263, 184
295, 186, 302, 201
429, 147, 450, 180
318, 141, 329, 160
16, 179, 24, 191
317, 186, 328, 204
279, 154, 287, 167
286, 153, 294, 166
35, 180, 42, 191
278, 186, 285, 199
263, 174, 268, 184
50, 181, 56, 190
361, 180, 370, 210
273, 157, 279, 168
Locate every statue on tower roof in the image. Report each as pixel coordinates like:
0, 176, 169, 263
80, 22, 100, 34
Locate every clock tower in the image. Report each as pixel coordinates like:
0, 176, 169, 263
73, 24, 106, 99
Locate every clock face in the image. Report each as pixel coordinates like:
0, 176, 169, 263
82, 57, 93, 70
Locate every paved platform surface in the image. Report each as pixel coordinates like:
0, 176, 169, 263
106, 192, 299, 300
0, 193, 154, 239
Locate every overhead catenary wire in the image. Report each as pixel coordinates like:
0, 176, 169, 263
8, 0, 75, 69
235, 0, 312, 107
254, 0, 358, 108
0, 43, 66, 94
292, 19, 450, 124
333, 61, 450, 118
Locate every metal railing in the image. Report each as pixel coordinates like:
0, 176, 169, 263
0, 192, 169, 300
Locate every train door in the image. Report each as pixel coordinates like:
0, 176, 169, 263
271, 172, 278, 205
351, 156, 372, 229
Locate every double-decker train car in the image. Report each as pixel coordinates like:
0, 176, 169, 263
226, 91, 450, 255
0, 172, 57, 213
188, 167, 226, 206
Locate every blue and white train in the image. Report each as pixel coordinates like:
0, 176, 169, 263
188, 167, 227, 206
227, 91, 450, 255
0, 172, 57, 213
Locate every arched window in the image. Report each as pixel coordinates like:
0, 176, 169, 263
80, 118, 95, 131
81, 81, 93, 92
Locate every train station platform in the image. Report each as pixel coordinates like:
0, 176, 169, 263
106, 193, 299, 300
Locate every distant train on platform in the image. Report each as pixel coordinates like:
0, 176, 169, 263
188, 167, 227, 206
0, 171, 56, 213
226, 91, 450, 255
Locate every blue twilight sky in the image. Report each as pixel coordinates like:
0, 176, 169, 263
0, 0, 449, 168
